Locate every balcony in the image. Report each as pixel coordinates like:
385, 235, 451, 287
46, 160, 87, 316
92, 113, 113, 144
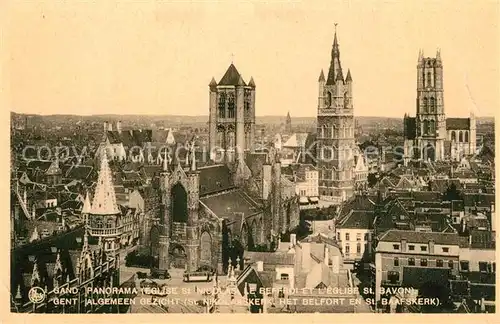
88, 227, 122, 237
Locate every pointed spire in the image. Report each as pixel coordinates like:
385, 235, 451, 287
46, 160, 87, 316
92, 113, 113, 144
190, 142, 196, 171
90, 149, 120, 215
237, 75, 246, 87
209, 77, 217, 87
345, 69, 352, 82
163, 149, 169, 172
248, 77, 255, 88
333, 23, 339, 50
318, 69, 325, 82
418, 49, 424, 62
436, 48, 441, 61
82, 191, 91, 214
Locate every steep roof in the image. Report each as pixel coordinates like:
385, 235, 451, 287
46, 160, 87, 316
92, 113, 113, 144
198, 164, 235, 196
446, 118, 470, 130
81, 192, 92, 214
90, 153, 120, 215
218, 64, 246, 86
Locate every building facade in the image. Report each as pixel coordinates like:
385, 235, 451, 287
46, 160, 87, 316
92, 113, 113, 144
316, 30, 356, 204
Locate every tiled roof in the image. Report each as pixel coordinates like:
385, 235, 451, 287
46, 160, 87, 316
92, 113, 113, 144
446, 118, 470, 130
66, 165, 93, 180
201, 189, 260, 220
379, 229, 460, 245
90, 153, 120, 215
337, 210, 374, 229
199, 165, 235, 196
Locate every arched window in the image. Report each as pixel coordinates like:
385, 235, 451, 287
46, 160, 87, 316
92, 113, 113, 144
327, 91, 332, 107
332, 125, 338, 138
423, 97, 428, 113
427, 72, 432, 87
423, 120, 430, 135
430, 97, 435, 112
227, 93, 235, 118
429, 120, 435, 134
465, 131, 469, 143
451, 131, 456, 142
218, 93, 226, 118
459, 131, 463, 143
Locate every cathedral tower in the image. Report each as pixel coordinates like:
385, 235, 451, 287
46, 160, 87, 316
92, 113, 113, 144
415, 49, 446, 161
316, 28, 356, 204
209, 64, 256, 163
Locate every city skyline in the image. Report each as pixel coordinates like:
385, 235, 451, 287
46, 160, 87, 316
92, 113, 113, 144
5, 1, 499, 118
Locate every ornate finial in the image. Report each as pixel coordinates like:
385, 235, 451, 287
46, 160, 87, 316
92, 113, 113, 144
231, 53, 234, 64
163, 149, 169, 172
334, 23, 338, 32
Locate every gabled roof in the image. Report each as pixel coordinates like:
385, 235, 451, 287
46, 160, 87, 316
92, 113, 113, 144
218, 64, 246, 86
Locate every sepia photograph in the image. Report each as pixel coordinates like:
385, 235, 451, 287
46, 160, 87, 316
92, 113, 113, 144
5, 0, 498, 315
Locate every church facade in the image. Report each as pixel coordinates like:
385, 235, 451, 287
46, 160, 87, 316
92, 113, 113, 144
316, 30, 356, 204
151, 65, 300, 275
403, 50, 477, 163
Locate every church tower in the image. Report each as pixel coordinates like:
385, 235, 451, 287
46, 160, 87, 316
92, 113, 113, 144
415, 49, 446, 161
316, 28, 356, 204
208, 64, 256, 163
88, 151, 122, 252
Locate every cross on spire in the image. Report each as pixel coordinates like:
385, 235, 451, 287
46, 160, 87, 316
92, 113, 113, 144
231, 53, 234, 64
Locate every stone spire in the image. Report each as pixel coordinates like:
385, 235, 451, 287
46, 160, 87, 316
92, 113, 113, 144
90, 151, 120, 215
82, 191, 91, 214
318, 69, 325, 82
326, 24, 344, 85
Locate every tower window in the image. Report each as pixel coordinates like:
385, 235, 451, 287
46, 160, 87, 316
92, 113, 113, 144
459, 131, 463, 143
430, 97, 435, 112
427, 72, 432, 87
227, 93, 235, 118
218, 93, 226, 118
464, 131, 469, 143
326, 91, 332, 107
422, 98, 428, 113
451, 131, 456, 142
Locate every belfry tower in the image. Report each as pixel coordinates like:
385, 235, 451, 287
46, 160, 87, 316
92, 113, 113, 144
208, 64, 256, 162
316, 27, 356, 204
415, 50, 446, 161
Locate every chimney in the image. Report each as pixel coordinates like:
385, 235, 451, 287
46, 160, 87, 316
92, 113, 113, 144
256, 261, 264, 272
290, 234, 297, 248
116, 121, 122, 133
401, 239, 407, 252
428, 239, 435, 254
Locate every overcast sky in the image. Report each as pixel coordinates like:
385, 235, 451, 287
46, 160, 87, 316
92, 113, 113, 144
5, 1, 499, 117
